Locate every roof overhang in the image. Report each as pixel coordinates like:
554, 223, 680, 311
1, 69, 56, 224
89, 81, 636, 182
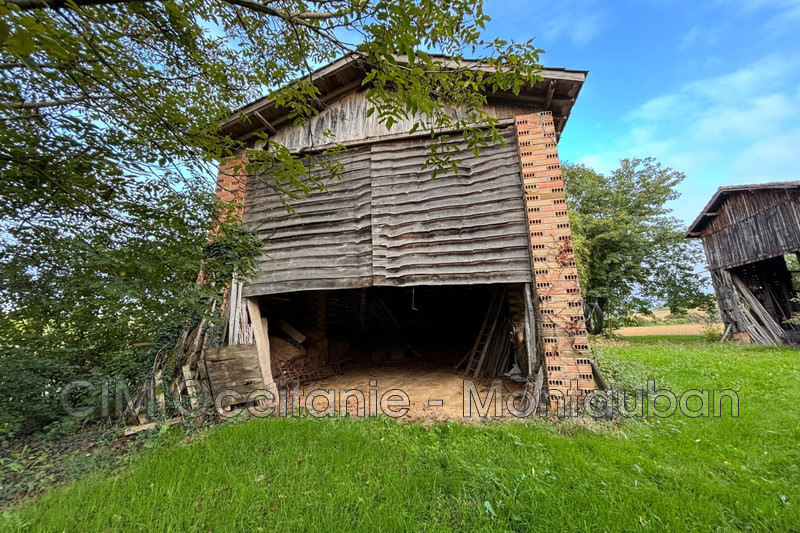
219, 53, 588, 144
685, 180, 800, 237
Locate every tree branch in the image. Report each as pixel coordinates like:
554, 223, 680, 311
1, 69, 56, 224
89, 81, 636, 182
7, 0, 349, 20
4, 0, 153, 9
218, 0, 347, 21
2, 96, 88, 109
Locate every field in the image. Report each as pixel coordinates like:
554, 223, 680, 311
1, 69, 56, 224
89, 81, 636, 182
615, 308, 724, 337
615, 323, 724, 336
1, 336, 799, 532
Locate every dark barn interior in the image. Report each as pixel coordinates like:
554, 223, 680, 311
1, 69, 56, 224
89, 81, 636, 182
254, 284, 522, 383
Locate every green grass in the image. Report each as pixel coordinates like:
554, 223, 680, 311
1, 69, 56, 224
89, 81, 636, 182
2, 337, 799, 532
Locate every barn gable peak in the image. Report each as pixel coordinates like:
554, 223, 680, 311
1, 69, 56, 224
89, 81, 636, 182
219, 53, 587, 147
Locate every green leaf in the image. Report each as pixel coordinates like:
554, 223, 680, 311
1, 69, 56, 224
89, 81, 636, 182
0, 20, 10, 43
8, 29, 35, 56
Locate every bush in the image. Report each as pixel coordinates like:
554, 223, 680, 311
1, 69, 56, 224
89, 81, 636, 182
702, 327, 723, 342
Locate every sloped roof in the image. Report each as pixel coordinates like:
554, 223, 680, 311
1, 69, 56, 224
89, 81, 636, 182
685, 180, 800, 237
219, 53, 587, 144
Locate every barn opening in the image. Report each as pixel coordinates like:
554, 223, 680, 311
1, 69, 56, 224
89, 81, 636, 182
256, 284, 520, 379
202, 283, 533, 420
726, 254, 800, 343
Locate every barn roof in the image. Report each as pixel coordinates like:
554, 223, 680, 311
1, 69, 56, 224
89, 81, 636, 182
685, 180, 800, 237
219, 53, 587, 144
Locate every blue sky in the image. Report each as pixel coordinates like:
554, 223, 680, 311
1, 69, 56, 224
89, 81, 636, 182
484, 0, 800, 225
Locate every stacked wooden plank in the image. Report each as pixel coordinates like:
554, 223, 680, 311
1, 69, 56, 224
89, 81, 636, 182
731, 274, 786, 345
203, 343, 263, 407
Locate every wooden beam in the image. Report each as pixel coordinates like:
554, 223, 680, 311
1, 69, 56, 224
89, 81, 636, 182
544, 80, 556, 110
122, 416, 182, 437
276, 319, 306, 344
523, 282, 538, 376
246, 298, 275, 389
253, 110, 277, 135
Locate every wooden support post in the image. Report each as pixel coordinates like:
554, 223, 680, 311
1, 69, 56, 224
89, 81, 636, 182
523, 283, 538, 375
181, 364, 200, 412
246, 298, 279, 404
229, 278, 241, 344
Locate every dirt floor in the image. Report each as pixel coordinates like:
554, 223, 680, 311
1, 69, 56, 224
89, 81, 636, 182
301, 361, 527, 423
615, 323, 724, 336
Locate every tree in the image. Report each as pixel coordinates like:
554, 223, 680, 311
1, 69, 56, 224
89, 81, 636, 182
0, 0, 543, 433
562, 158, 712, 330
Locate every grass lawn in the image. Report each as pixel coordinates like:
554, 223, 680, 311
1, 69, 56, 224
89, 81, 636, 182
2, 336, 799, 531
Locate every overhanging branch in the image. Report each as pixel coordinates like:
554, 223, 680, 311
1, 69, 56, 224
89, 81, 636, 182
7, 0, 349, 20
2, 96, 89, 109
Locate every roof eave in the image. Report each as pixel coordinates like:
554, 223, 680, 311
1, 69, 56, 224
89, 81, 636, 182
219, 54, 588, 142
685, 181, 800, 237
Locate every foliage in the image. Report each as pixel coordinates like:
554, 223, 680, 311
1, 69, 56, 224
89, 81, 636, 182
788, 297, 800, 326
0, 0, 543, 435
0, 424, 157, 509
2, 336, 799, 530
563, 158, 713, 329
0, 186, 263, 435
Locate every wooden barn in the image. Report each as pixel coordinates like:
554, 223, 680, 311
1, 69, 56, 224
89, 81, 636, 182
203, 55, 596, 413
686, 181, 800, 345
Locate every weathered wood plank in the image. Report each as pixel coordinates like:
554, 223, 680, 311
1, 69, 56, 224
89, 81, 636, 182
245, 299, 274, 389
242, 126, 531, 295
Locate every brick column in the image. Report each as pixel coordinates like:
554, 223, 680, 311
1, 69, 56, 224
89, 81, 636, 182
215, 156, 248, 219
212, 156, 250, 325
514, 112, 594, 400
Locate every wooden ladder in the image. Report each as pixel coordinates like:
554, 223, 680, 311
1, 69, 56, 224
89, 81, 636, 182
462, 289, 505, 378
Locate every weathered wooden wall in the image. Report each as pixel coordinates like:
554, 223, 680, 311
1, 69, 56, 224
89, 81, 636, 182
242, 126, 532, 297
244, 147, 373, 295
370, 129, 531, 286
701, 189, 800, 271
268, 89, 539, 153
203, 344, 263, 407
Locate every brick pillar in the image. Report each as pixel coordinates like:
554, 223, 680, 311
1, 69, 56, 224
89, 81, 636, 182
215, 156, 248, 219
514, 112, 594, 400
213, 156, 250, 325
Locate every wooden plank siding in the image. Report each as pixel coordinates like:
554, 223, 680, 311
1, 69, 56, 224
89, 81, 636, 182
243, 147, 374, 295
370, 128, 530, 286
268, 88, 538, 153
241, 126, 532, 297
700, 189, 800, 271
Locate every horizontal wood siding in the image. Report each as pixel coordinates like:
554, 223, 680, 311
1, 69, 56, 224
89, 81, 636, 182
370, 129, 532, 286
242, 127, 532, 296
203, 344, 263, 406
243, 147, 373, 296
700, 189, 800, 270
269, 89, 538, 153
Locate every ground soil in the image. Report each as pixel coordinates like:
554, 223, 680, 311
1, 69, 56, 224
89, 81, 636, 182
303, 360, 527, 423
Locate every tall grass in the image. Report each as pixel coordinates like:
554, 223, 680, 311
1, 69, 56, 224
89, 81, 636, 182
2, 336, 799, 531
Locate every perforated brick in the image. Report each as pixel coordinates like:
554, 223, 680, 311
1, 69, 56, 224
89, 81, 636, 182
515, 112, 595, 399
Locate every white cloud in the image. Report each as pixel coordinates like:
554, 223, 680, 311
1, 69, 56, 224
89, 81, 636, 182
486, 0, 606, 47
575, 53, 800, 224
541, 5, 605, 46
715, 0, 800, 34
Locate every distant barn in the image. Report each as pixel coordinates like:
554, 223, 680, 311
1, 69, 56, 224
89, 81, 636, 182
686, 181, 800, 345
